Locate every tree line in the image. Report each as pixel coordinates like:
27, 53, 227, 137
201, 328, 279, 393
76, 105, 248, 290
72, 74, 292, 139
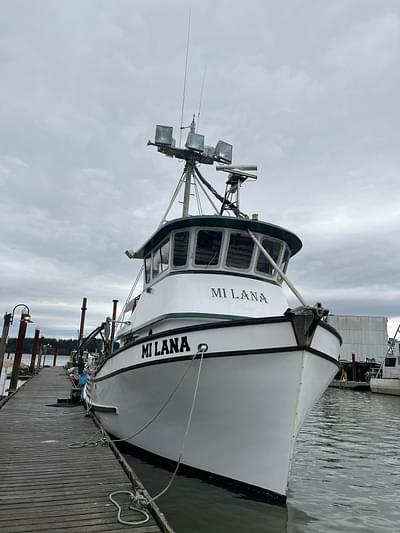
5, 337, 99, 355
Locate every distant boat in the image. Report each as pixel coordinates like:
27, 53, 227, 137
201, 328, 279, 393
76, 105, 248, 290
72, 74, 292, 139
370, 324, 400, 396
87, 119, 341, 501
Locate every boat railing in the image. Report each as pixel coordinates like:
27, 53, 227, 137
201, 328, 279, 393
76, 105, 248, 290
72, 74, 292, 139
374, 322, 400, 379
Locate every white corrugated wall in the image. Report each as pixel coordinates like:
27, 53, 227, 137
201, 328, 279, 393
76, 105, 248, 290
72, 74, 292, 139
326, 315, 388, 361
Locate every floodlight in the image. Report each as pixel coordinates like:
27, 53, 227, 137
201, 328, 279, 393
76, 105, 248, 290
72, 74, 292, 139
214, 140, 233, 164
125, 249, 135, 259
185, 132, 204, 152
155, 125, 173, 146
22, 313, 33, 323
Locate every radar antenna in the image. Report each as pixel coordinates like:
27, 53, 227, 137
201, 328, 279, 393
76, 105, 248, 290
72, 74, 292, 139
216, 166, 257, 217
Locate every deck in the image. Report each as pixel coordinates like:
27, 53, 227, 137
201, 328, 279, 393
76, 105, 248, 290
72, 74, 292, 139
0, 367, 172, 532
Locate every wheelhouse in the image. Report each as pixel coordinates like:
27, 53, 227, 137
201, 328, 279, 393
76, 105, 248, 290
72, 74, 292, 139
134, 216, 302, 288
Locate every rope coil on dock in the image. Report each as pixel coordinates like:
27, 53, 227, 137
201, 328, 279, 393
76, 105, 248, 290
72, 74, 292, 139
70, 342, 208, 526
109, 490, 150, 526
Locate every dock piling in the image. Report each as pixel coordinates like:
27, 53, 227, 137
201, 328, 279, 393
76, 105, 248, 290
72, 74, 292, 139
78, 297, 87, 346
110, 299, 118, 351
52, 342, 58, 367
29, 328, 40, 374
9, 311, 30, 394
36, 336, 44, 370
0, 312, 12, 380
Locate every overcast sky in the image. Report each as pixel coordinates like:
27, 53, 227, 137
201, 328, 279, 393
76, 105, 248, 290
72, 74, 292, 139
1, 0, 399, 340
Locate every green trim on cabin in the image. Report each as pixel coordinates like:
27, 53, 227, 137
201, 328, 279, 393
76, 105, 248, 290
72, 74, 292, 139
133, 215, 302, 259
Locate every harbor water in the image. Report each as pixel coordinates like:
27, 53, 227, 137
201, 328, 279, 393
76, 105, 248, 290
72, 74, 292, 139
2, 354, 70, 369
124, 388, 400, 532
2, 354, 70, 394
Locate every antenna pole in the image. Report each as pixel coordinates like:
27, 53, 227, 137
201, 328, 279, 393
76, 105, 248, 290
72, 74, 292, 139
197, 66, 207, 131
179, 9, 191, 147
182, 116, 196, 217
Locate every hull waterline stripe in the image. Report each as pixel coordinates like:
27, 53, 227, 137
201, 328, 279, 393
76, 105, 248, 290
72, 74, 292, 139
111, 439, 286, 504
93, 345, 339, 383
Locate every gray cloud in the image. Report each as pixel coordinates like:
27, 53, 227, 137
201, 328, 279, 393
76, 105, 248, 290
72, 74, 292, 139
1, 0, 399, 338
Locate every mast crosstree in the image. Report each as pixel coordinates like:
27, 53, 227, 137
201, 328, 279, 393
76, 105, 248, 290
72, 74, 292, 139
148, 120, 257, 220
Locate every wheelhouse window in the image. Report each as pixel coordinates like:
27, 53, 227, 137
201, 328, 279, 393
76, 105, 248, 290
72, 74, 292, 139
144, 255, 151, 283
255, 238, 282, 276
160, 240, 170, 271
226, 232, 254, 270
195, 230, 223, 266
385, 358, 396, 367
173, 231, 190, 267
152, 238, 170, 279
281, 246, 291, 272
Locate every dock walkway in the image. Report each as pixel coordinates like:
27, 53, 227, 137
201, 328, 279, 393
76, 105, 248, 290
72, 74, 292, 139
0, 367, 169, 532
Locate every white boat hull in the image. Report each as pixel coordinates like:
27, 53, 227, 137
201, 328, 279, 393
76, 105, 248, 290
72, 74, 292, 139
89, 318, 340, 499
370, 378, 400, 396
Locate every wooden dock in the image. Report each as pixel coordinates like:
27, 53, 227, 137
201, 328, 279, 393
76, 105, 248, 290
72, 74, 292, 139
0, 367, 172, 532
330, 379, 370, 391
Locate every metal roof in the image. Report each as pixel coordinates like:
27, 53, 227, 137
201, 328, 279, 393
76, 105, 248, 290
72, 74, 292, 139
133, 215, 303, 259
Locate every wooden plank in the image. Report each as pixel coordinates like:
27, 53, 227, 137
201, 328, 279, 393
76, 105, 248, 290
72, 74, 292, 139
0, 367, 170, 533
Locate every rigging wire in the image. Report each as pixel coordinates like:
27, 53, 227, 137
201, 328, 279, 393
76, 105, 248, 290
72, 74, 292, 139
196, 66, 207, 131
158, 167, 187, 226
179, 9, 191, 147
147, 346, 206, 504
192, 173, 220, 214
194, 166, 246, 217
110, 350, 199, 444
117, 265, 144, 324
193, 176, 203, 215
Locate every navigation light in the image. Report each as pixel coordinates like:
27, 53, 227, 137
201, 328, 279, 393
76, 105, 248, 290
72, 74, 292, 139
155, 125, 173, 146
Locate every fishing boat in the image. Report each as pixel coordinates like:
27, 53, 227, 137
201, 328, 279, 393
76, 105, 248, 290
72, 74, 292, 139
87, 120, 341, 500
370, 324, 400, 396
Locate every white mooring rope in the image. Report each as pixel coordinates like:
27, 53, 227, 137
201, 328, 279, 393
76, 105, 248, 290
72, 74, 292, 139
148, 343, 207, 504
68, 343, 208, 526
109, 490, 150, 526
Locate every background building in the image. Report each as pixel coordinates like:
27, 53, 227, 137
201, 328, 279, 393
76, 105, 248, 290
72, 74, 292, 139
327, 315, 387, 362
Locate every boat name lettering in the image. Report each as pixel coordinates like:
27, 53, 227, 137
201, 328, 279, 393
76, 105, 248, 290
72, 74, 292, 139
141, 336, 191, 359
211, 287, 268, 303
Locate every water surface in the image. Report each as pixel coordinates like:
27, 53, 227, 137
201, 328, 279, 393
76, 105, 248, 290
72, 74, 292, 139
124, 389, 400, 532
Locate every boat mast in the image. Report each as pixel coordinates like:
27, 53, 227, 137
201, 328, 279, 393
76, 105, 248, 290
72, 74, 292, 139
182, 118, 196, 217
148, 117, 230, 221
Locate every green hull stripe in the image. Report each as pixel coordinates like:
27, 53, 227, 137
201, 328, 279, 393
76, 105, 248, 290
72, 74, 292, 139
118, 312, 248, 341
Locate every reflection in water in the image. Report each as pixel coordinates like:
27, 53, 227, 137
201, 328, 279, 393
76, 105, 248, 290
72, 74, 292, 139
124, 389, 400, 532
289, 389, 400, 533
122, 455, 292, 532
